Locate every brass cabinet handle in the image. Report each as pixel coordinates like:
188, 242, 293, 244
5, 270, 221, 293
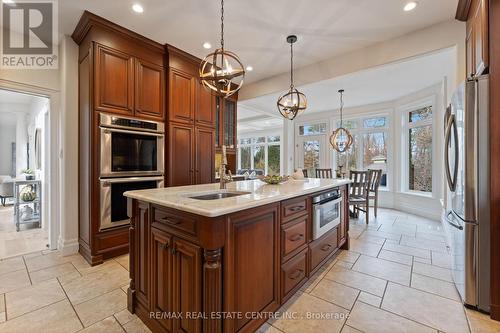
161, 217, 182, 225
159, 242, 169, 249
289, 234, 304, 242
289, 269, 304, 280
321, 244, 332, 252
289, 206, 304, 212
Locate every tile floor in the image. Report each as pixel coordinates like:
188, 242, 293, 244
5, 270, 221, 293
0, 205, 49, 259
0, 208, 498, 332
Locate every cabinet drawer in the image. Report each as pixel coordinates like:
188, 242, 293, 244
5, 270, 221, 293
281, 196, 308, 223
282, 218, 307, 260
309, 228, 338, 272
281, 248, 308, 300
153, 206, 197, 237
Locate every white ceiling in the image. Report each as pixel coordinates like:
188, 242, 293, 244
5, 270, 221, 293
59, 0, 458, 84
0, 89, 47, 125
238, 47, 456, 116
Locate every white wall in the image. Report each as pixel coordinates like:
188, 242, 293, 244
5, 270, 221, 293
0, 122, 16, 175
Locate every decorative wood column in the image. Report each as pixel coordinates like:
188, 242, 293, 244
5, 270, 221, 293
203, 248, 222, 333
127, 198, 136, 313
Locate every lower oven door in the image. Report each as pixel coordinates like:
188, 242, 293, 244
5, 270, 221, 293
312, 197, 342, 240
99, 176, 164, 231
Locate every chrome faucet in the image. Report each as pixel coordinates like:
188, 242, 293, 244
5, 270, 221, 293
219, 146, 233, 189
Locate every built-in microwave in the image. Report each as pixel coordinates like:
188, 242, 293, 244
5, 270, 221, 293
99, 176, 164, 230
99, 113, 165, 178
312, 190, 343, 240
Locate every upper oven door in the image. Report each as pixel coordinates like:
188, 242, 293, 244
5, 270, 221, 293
100, 127, 164, 177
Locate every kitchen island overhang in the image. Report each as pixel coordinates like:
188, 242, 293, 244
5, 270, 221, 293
124, 178, 351, 333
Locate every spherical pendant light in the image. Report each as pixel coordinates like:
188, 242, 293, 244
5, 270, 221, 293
277, 35, 307, 120
330, 90, 353, 153
199, 0, 245, 97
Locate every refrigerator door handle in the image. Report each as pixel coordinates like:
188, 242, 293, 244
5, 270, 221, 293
444, 114, 459, 192
446, 211, 463, 230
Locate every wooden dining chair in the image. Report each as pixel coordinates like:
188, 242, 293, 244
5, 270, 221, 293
315, 168, 333, 179
367, 169, 383, 217
302, 169, 308, 178
348, 170, 370, 224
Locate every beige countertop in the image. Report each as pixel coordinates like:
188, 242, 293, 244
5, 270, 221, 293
124, 178, 351, 217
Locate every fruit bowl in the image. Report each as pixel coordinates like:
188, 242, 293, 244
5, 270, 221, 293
257, 175, 289, 185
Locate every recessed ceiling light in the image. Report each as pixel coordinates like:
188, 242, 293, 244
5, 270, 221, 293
132, 3, 144, 13
203, 42, 211, 49
246, 66, 253, 71
404, 1, 417, 11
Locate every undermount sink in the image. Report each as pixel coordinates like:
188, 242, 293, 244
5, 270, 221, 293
188, 191, 251, 200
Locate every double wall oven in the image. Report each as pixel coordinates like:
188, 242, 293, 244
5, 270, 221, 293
99, 113, 165, 230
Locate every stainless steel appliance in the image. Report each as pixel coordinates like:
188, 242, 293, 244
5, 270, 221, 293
445, 75, 490, 311
99, 113, 164, 178
312, 189, 343, 240
99, 176, 164, 230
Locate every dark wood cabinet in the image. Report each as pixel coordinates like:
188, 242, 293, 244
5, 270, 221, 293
169, 68, 196, 124
95, 44, 134, 116
197, 81, 216, 127
195, 127, 215, 185
136, 59, 165, 120
215, 96, 237, 150
169, 123, 195, 186
464, 0, 489, 78
135, 202, 151, 310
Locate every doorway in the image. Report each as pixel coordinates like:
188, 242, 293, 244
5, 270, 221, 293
296, 135, 327, 177
0, 88, 51, 258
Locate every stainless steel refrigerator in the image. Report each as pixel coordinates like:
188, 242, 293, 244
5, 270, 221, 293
445, 75, 490, 312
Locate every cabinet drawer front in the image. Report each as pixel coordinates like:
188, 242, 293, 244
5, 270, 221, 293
281, 248, 308, 298
153, 207, 197, 237
282, 219, 307, 259
310, 228, 338, 272
281, 197, 308, 222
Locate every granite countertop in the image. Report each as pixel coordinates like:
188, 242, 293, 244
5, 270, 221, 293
124, 178, 351, 217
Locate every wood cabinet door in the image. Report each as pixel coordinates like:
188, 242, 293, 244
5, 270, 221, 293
195, 127, 215, 184
466, 25, 475, 78
168, 124, 194, 186
223, 98, 237, 149
135, 202, 151, 309
225, 204, 280, 332
473, 0, 489, 75
197, 82, 216, 127
94, 44, 134, 115
135, 59, 165, 120
172, 238, 202, 333
151, 227, 173, 332
169, 68, 196, 124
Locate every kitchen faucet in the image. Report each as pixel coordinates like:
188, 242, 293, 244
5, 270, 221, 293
219, 145, 233, 189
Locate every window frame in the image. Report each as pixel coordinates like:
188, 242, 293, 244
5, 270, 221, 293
237, 134, 282, 175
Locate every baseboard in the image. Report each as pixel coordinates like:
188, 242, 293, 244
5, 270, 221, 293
58, 237, 79, 256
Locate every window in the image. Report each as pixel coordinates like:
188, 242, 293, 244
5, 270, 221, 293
237, 135, 281, 175
406, 106, 433, 193
334, 116, 389, 187
299, 123, 327, 136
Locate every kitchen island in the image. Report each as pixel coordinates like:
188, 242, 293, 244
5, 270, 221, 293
124, 178, 351, 333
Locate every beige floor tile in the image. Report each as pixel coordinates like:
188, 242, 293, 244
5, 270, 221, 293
400, 236, 447, 253
335, 260, 354, 269
57, 270, 82, 284
24, 251, 76, 272
0, 269, 30, 294
347, 301, 436, 333
0, 257, 25, 276
272, 293, 349, 333
75, 259, 119, 276
114, 308, 137, 325
378, 224, 416, 237
466, 309, 500, 333
74, 289, 127, 327
0, 299, 82, 333
382, 242, 431, 259
413, 256, 432, 264
0, 294, 4, 323
377, 249, 413, 266
411, 273, 460, 301
115, 254, 130, 271
336, 250, 360, 264
5, 278, 66, 319
352, 255, 411, 286
62, 263, 129, 305
382, 282, 469, 333
121, 284, 130, 293
122, 316, 152, 333
357, 292, 382, 308
300, 258, 335, 293
256, 323, 283, 333
340, 325, 363, 333
431, 251, 452, 269
415, 231, 446, 242
349, 239, 382, 257
30, 262, 78, 284
0, 312, 4, 324
310, 279, 360, 310
356, 234, 386, 245
79, 316, 125, 333
412, 262, 453, 282
324, 266, 387, 297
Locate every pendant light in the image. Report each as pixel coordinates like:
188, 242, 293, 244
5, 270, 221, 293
199, 0, 245, 97
277, 35, 307, 120
330, 89, 353, 153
